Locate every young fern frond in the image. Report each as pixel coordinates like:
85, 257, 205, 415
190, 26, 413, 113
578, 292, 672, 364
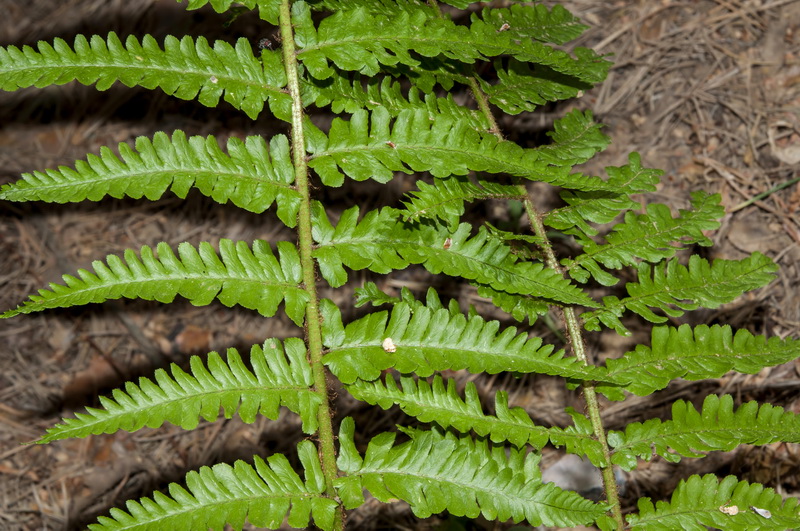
627, 474, 800, 530
596, 324, 800, 399
2, 240, 309, 325
91, 440, 337, 531
0, 131, 301, 226
0, 32, 290, 120
583, 253, 778, 334
335, 418, 607, 527
39, 339, 320, 443
311, 204, 597, 306
320, 300, 609, 384
609, 394, 800, 469
565, 191, 725, 286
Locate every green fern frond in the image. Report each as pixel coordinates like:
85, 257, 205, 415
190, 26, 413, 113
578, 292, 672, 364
596, 324, 800, 399
583, 253, 778, 334
346, 374, 605, 459
307, 106, 611, 189
311, 205, 597, 307
609, 395, 800, 470
627, 474, 800, 530
90, 440, 337, 530
480, 4, 589, 45
0, 131, 301, 226
321, 300, 608, 384
545, 152, 662, 236
40, 338, 320, 443
401, 175, 525, 228
565, 191, 724, 286
2, 240, 309, 325
335, 419, 607, 527
181, 0, 281, 23
293, 4, 608, 84
0, 32, 290, 120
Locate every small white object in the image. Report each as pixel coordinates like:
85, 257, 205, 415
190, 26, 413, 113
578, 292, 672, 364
751, 506, 772, 519
719, 504, 739, 516
210, 75, 218, 84
382, 337, 397, 353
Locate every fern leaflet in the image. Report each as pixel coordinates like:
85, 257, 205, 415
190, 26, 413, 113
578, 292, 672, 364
627, 474, 800, 530
0, 32, 289, 120
565, 191, 724, 286
306, 106, 611, 190
320, 300, 609, 384
2, 240, 309, 325
0, 131, 301, 227
596, 324, 800, 399
582, 253, 778, 334
40, 338, 320, 442
335, 419, 607, 527
545, 152, 662, 236
312, 205, 597, 306
90, 440, 337, 530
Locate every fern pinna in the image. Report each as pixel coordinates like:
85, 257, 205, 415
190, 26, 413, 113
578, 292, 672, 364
2, 1, 799, 529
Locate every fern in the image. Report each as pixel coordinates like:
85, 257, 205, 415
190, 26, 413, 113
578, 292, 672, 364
1, 1, 797, 530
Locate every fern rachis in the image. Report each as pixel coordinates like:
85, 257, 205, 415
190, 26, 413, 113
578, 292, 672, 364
1, 1, 798, 530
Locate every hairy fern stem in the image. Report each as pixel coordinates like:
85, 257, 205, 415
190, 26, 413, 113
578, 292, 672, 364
279, 2, 343, 527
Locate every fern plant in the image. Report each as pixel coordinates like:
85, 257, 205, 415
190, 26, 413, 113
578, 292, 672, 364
2, 1, 799, 529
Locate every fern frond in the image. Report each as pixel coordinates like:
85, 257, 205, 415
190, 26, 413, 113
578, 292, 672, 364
346, 374, 605, 459
293, 4, 608, 84
311, 205, 597, 307
596, 324, 800, 399
0, 33, 290, 120
582, 253, 778, 334
545, 152, 662, 236
90, 440, 337, 530
40, 338, 320, 442
0, 131, 301, 227
335, 419, 607, 527
307, 106, 611, 189
401, 175, 525, 228
321, 300, 608, 384
627, 474, 800, 530
609, 395, 800, 470
482, 59, 589, 114
2, 240, 309, 325
306, 0, 434, 16
565, 192, 724, 286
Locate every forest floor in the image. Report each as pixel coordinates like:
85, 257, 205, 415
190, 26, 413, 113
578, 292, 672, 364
0, 0, 799, 529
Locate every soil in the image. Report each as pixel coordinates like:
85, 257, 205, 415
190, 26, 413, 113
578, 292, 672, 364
0, 1, 798, 530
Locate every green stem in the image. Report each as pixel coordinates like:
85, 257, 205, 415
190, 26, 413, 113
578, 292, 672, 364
452, 25, 624, 527
279, 2, 343, 529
